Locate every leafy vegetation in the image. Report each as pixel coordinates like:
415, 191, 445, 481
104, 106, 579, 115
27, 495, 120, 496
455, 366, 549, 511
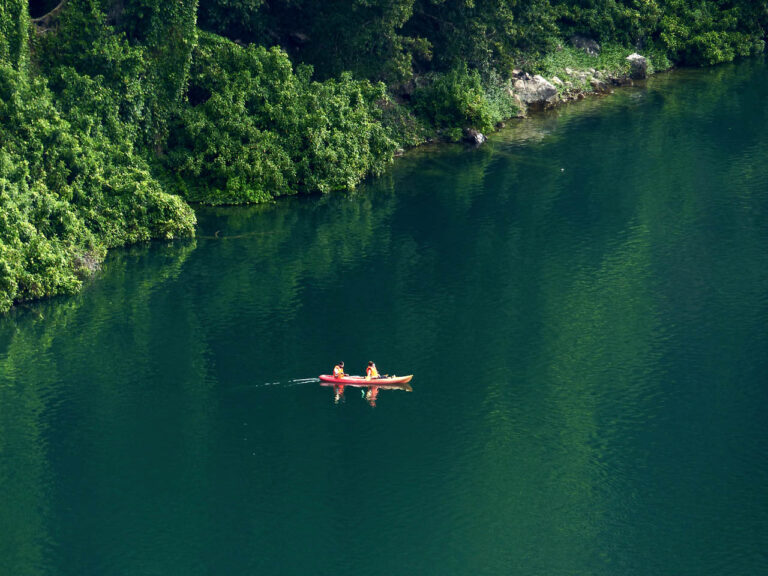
0, 0, 28, 70
197, 0, 767, 79
0, 0, 766, 311
550, 0, 766, 66
0, 2, 195, 312
413, 65, 519, 140
164, 33, 396, 203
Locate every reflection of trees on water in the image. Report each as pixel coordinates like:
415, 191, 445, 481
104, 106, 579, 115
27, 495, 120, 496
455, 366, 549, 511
423, 58, 768, 570
0, 175, 411, 570
193, 183, 398, 324
0, 240, 207, 573
0, 326, 52, 574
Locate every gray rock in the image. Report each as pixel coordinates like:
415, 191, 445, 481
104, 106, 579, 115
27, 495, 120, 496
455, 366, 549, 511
590, 78, 609, 92
514, 75, 558, 106
513, 94, 524, 114
626, 53, 648, 79
565, 67, 573, 75
463, 128, 486, 146
610, 75, 633, 87
551, 76, 564, 86
570, 35, 601, 56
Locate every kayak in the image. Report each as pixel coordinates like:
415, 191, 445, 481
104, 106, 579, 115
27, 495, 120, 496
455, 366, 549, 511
318, 374, 413, 386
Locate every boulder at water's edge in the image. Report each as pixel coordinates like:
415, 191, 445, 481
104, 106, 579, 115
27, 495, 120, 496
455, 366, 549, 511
627, 53, 648, 79
514, 74, 558, 106
463, 128, 486, 146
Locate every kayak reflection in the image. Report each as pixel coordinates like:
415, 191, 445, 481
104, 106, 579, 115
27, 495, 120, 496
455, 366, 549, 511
319, 374, 413, 406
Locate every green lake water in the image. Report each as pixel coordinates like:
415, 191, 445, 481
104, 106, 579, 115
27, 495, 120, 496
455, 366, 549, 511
1, 57, 767, 576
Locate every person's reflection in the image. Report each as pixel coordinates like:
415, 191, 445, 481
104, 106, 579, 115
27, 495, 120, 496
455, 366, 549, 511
333, 384, 346, 404
365, 386, 379, 407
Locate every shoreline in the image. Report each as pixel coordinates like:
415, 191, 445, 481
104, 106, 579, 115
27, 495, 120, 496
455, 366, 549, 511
386, 48, 670, 157
4, 0, 767, 314
0, 53, 748, 314
459, 50, 663, 146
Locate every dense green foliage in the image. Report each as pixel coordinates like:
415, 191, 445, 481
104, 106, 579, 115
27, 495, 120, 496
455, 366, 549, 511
413, 65, 519, 140
34, 0, 199, 145
0, 0, 28, 70
165, 33, 395, 203
0, 1, 196, 312
0, 63, 195, 312
1, 0, 767, 311
197, 0, 767, 80
111, 0, 199, 143
551, 0, 766, 65
198, 0, 428, 84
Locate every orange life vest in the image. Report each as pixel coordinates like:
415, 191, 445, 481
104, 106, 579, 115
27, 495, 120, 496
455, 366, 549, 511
366, 364, 379, 379
333, 365, 345, 377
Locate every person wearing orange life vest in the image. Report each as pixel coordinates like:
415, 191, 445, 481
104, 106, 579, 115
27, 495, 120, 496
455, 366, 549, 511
332, 362, 347, 403
365, 361, 379, 380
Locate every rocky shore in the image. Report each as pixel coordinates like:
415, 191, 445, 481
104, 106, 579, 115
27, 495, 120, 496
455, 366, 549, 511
514, 53, 647, 107
463, 39, 654, 144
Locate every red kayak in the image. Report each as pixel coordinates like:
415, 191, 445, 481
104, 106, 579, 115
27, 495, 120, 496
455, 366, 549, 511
318, 374, 413, 386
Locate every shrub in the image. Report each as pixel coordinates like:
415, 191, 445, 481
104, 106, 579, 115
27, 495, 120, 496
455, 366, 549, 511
165, 33, 397, 203
412, 65, 518, 138
0, 62, 194, 312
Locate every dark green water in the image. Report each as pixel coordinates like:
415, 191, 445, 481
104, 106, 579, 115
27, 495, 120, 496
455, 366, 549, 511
2, 57, 767, 576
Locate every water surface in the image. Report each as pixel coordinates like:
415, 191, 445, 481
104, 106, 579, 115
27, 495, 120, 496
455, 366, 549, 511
1, 57, 767, 575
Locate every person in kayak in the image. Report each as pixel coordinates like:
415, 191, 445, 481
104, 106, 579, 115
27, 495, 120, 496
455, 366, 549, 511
366, 361, 379, 380
333, 361, 346, 378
